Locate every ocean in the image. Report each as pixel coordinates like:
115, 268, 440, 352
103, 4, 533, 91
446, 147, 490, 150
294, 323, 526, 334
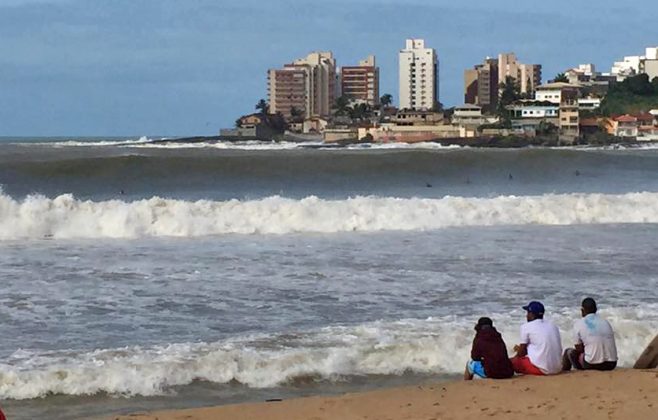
0, 137, 657, 419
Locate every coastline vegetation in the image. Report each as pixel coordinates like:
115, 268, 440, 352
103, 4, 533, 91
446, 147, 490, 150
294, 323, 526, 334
599, 74, 658, 116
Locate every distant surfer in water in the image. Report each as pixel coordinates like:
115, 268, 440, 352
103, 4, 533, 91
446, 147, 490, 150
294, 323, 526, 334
465, 317, 514, 380
562, 297, 617, 371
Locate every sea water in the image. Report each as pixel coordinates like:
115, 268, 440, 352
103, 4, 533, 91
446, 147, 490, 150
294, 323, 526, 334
0, 139, 657, 419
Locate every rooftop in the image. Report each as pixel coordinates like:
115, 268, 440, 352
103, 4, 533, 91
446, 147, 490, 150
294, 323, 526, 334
536, 82, 582, 90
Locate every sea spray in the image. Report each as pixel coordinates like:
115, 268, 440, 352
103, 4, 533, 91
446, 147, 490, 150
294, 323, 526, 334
1, 192, 658, 240
0, 306, 654, 399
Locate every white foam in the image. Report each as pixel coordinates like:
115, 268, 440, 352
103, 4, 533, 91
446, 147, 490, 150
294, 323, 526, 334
1, 192, 658, 240
22, 136, 155, 147
0, 306, 654, 399
344, 142, 463, 150
129, 141, 315, 150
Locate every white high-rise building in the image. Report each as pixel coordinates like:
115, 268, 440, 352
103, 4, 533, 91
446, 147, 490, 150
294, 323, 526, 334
611, 56, 643, 80
399, 39, 438, 110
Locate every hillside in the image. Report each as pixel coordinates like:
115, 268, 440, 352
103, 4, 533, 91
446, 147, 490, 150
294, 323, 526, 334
600, 74, 658, 115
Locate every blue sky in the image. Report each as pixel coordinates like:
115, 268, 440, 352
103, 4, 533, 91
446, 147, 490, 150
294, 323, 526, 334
0, 0, 655, 136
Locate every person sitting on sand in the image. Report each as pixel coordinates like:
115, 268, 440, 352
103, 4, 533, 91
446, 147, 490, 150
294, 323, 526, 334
562, 297, 618, 372
510, 301, 562, 375
465, 317, 514, 380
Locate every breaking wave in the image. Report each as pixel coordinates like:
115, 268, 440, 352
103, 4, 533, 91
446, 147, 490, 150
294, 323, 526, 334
0, 306, 654, 399
1, 192, 658, 240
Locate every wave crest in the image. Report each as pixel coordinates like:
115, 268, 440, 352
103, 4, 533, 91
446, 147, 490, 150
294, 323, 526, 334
0, 307, 655, 399
1, 192, 658, 239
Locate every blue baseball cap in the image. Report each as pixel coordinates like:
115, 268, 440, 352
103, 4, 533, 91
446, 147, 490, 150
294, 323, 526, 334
522, 301, 545, 314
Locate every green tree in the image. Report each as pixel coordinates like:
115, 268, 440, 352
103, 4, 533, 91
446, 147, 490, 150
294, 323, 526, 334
234, 118, 242, 128
255, 99, 269, 114
380, 93, 393, 108
289, 106, 304, 121
432, 101, 444, 112
599, 74, 658, 115
333, 96, 351, 116
623, 73, 653, 95
553, 73, 569, 83
269, 112, 288, 132
348, 103, 372, 121
537, 120, 558, 135
496, 76, 521, 125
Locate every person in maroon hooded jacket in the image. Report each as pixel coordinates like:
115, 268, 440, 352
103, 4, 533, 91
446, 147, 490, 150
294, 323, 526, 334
464, 317, 515, 380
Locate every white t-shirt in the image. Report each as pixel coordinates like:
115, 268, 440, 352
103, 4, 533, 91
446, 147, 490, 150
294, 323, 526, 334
574, 313, 618, 364
520, 318, 563, 374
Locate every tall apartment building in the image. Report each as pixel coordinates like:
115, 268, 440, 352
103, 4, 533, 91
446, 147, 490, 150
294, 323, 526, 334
399, 39, 439, 110
498, 52, 542, 96
641, 47, 658, 81
340, 55, 380, 106
464, 57, 499, 113
268, 51, 336, 120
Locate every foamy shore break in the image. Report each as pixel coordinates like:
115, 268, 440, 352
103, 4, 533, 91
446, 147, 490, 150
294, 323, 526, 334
106, 369, 656, 420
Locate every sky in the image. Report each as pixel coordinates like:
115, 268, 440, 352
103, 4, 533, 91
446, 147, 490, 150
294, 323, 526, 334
0, 0, 656, 136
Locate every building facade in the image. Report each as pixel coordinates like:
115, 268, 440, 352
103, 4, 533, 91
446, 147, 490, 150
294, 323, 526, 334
559, 88, 580, 142
399, 39, 438, 110
535, 82, 580, 104
643, 59, 658, 81
268, 51, 337, 120
268, 66, 310, 120
340, 55, 380, 106
611, 56, 643, 80
464, 57, 499, 113
610, 47, 658, 81
498, 52, 542, 96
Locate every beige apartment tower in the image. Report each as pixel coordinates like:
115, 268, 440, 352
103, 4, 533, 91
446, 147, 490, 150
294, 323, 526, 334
399, 39, 439, 110
464, 57, 499, 113
340, 55, 380, 106
268, 51, 337, 120
498, 52, 542, 96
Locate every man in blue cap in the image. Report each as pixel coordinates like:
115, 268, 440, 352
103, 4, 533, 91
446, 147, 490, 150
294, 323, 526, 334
510, 301, 563, 375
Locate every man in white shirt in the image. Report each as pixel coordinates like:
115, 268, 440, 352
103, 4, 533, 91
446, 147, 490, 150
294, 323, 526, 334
563, 297, 618, 371
510, 301, 563, 375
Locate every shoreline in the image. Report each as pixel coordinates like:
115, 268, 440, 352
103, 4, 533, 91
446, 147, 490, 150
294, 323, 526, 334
103, 369, 657, 420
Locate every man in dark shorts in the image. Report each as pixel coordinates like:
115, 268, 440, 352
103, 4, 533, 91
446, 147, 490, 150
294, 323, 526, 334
563, 297, 618, 371
465, 317, 514, 380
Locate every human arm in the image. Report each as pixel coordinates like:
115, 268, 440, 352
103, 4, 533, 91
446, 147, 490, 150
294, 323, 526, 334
573, 323, 585, 354
514, 324, 530, 357
513, 343, 528, 357
471, 334, 483, 361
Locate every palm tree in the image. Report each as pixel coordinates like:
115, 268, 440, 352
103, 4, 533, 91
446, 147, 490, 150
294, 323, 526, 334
289, 106, 304, 122
348, 103, 372, 121
380, 93, 393, 108
333, 96, 351, 117
553, 73, 569, 83
255, 99, 269, 114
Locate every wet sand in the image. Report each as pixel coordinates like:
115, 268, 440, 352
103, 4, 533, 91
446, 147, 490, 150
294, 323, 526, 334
106, 369, 657, 420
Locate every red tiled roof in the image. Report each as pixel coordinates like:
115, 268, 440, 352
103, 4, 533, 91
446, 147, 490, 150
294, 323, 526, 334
615, 114, 638, 123
633, 112, 655, 122
579, 118, 599, 126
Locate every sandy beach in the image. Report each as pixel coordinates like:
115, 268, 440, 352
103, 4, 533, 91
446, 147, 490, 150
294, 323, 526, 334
106, 369, 657, 420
